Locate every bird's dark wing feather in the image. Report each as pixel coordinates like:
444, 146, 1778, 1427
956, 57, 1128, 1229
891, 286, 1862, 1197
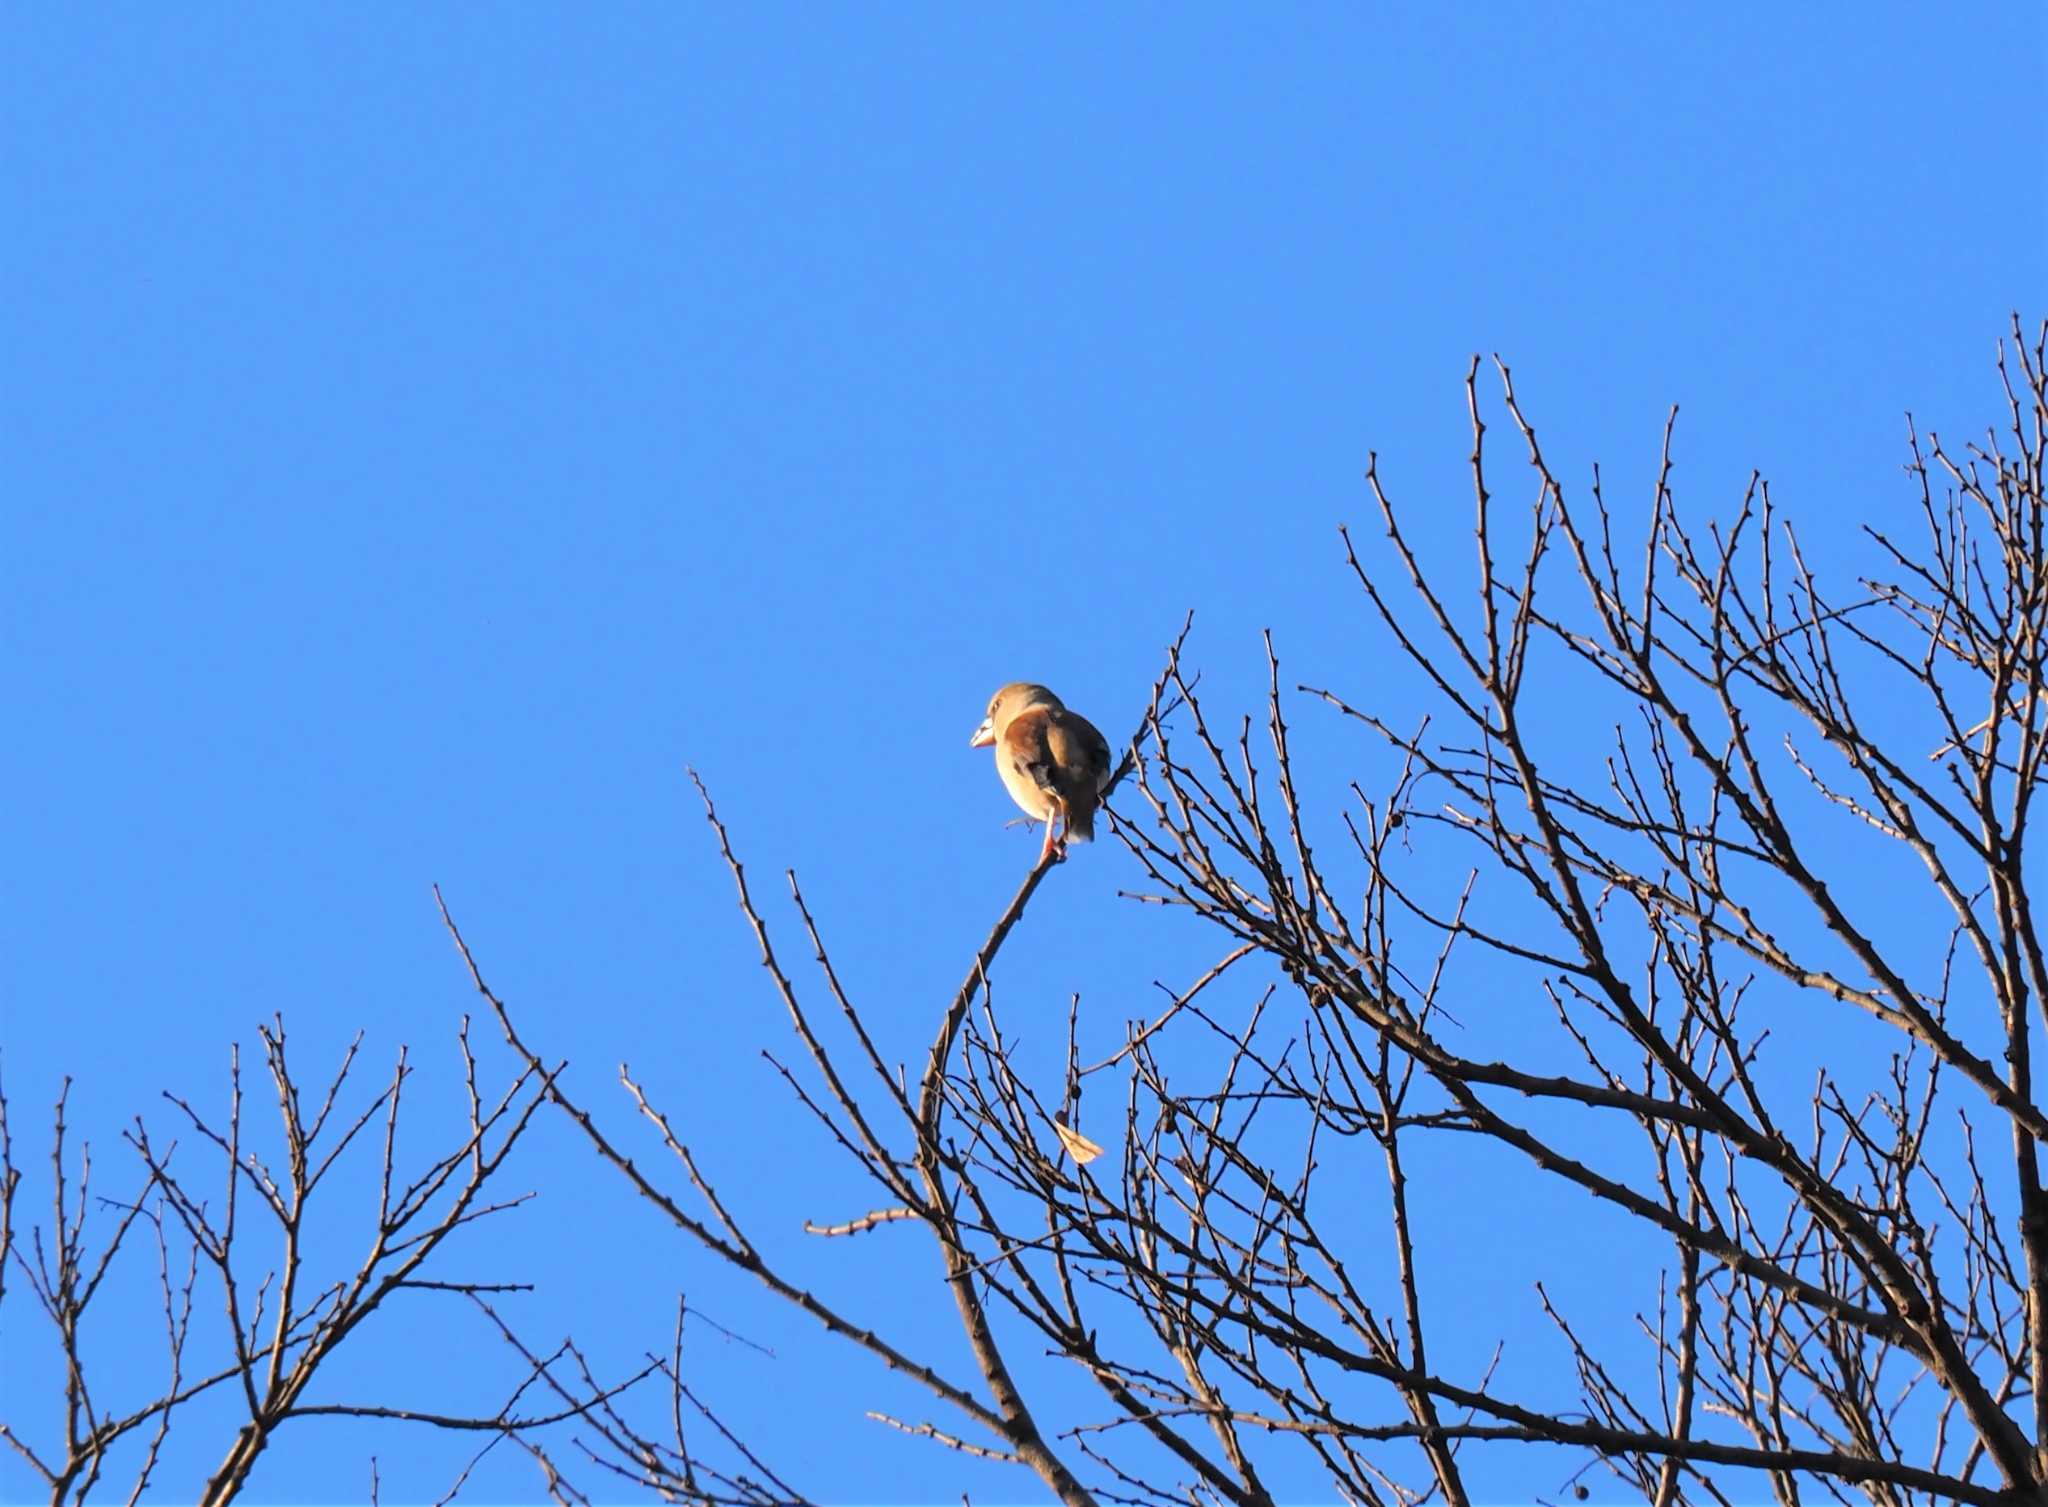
1003, 707, 1061, 794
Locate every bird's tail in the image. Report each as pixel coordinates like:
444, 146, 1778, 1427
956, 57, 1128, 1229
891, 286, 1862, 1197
1064, 795, 1097, 843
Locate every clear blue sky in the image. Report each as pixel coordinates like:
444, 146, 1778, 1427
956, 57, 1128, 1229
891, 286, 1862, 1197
5, 5, 2043, 1503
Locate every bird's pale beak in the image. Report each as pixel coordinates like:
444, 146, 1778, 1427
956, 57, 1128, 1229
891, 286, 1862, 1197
969, 717, 994, 748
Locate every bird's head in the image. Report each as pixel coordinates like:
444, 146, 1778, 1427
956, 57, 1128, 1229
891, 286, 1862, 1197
969, 682, 1062, 747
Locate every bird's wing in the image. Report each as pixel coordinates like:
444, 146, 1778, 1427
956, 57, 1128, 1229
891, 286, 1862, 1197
1045, 711, 1114, 797
1002, 707, 1063, 795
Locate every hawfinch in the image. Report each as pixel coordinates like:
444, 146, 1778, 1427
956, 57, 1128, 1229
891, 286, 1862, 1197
969, 683, 1113, 863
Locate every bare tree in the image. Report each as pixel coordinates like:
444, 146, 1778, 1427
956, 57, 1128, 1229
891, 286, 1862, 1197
450, 320, 2048, 1505
14, 323, 2041, 1505
0, 1017, 728, 1506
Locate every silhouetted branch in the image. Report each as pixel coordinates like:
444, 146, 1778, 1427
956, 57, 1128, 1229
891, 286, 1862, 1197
0, 1021, 651, 1505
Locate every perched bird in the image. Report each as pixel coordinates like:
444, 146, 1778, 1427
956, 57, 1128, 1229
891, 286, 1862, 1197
969, 683, 1113, 863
